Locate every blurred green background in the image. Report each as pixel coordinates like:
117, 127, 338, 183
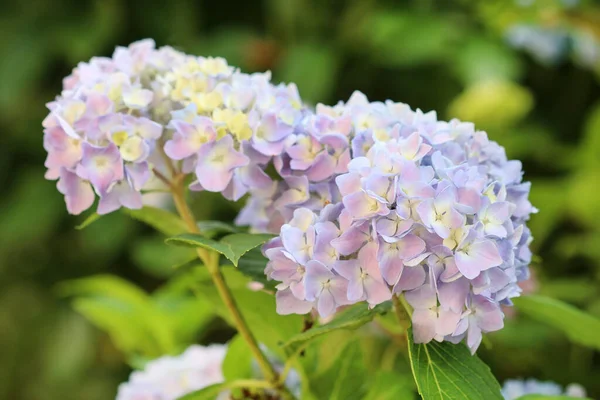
1, 0, 600, 399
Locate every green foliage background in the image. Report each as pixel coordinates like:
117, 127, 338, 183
1, 0, 600, 399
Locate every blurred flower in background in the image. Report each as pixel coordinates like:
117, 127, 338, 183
502, 378, 586, 399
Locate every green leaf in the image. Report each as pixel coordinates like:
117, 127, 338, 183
407, 329, 503, 400
364, 371, 415, 400
177, 380, 274, 400
58, 275, 178, 357
579, 101, 600, 168
362, 12, 461, 67
515, 396, 591, 400
281, 302, 392, 354
75, 212, 102, 230
131, 236, 197, 278
124, 206, 188, 236
151, 291, 215, 346
277, 43, 339, 103
539, 279, 598, 305
196, 220, 238, 239
513, 295, 600, 351
176, 267, 302, 356
223, 335, 253, 382
166, 233, 274, 266
220, 233, 275, 266
177, 382, 229, 400
310, 340, 367, 400
235, 247, 277, 290
567, 168, 600, 231
166, 233, 235, 261
447, 81, 533, 129
453, 37, 523, 85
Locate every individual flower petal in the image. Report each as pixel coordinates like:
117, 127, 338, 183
194, 135, 249, 192
57, 168, 95, 215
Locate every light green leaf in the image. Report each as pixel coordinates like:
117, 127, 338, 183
58, 275, 177, 357
516, 396, 591, 400
539, 279, 598, 305
166, 233, 274, 266
151, 293, 215, 346
579, 101, 600, 168
75, 212, 102, 230
567, 168, 600, 231
175, 267, 302, 356
57, 274, 150, 304
448, 81, 533, 129
362, 12, 461, 67
513, 295, 600, 351
277, 43, 338, 103
453, 37, 523, 85
223, 335, 253, 382
364, 371, 415, 400
528, 179, 567, 245
124, 206, 188, 236
70, 297, 161, 357
310, 340, 367, 400
407, 329, 503, 400
131, 236, 197, 278
176, 382, 229, 400
281, 302, 392, 354
177, 380, 273, 400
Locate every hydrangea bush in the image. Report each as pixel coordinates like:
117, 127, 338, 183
46, 41, 600, 400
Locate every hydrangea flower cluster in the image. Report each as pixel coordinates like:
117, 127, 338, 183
260, 92, 536, 353
43, 40, 305, 214
116, 343, 300, 400
501, 378, 586, 400
116, 344, 228, 400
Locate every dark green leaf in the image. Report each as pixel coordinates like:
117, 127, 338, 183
124, 206, 188, 236
236, 247, 276, 290
281, 302, 392, 353
166, 233, 274, 266
166, 234, 236, 262
197, 220, 238, 238
407, 329, 503, 400
220, 233, 275, 266
513, 295, 600, 351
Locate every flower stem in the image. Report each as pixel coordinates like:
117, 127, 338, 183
170, 177, 295, 400
392, 294, 412, 331
226, 379, 274, 390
